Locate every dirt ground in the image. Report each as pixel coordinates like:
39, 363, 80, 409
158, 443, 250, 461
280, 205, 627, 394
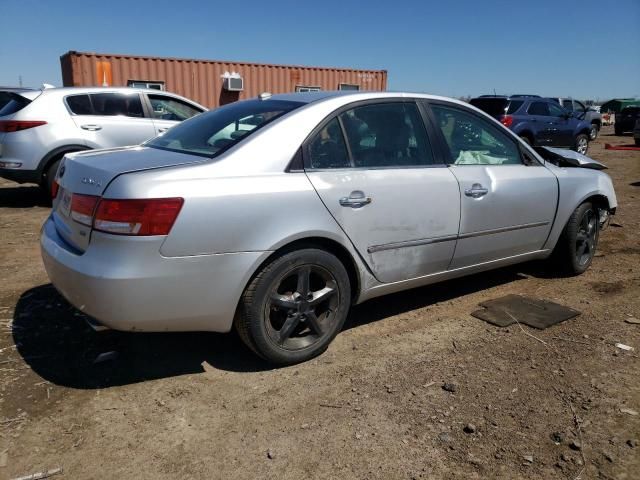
1, 127, 639, 480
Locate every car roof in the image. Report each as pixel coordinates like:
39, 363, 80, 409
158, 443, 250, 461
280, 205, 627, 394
42, 86, 179, 95
268, 90, 474, 107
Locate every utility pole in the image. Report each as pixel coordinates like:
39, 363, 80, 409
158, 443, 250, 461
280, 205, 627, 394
19, 75, 23, 87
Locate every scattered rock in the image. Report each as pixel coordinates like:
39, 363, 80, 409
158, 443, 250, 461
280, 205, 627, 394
266, 449, 275, 459
551, 432, 565, 444
620, 407, 638, 416
438, 432, 452, 443
463, 423, 477, 434
384, 384, 395, 394
467, 454, 482, 466
355, 433, 363, 440
570, 440, 582, 451
624, 317, 640, 325
523, 455, 534, 464
602, 451, 614, 463
561, 453, 571, 462
442, 383, 458, 393
300, 423, 309, 430
626, 439, 638, 448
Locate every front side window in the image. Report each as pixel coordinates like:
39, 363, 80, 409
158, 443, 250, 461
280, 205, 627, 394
147, 99, 303, 157
90, 93, 144, 118
148, 94, 202, 121
548, 103, 567, 117
528, 102, 550, 116
431, 104, 522, 165
562, 100, 574, 111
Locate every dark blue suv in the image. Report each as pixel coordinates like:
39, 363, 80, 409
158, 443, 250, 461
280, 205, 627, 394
469, 96, 592, 154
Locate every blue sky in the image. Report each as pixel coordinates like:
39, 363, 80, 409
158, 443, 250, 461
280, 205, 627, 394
1, 0, 638, 100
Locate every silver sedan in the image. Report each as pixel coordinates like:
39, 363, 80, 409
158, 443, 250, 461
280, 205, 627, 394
41, 91, 617, 364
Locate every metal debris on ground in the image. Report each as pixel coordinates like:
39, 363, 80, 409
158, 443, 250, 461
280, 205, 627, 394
615, 343, 634, 351
11, 467, 63, 480
471, 294, 580, 329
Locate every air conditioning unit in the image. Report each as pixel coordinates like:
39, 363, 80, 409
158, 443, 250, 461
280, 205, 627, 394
222, 71, 244, 91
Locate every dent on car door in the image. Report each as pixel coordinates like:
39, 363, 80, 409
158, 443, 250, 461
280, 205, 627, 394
146, 94, 203, 135
68, 92, 156, 148
303, 101, 461, 284
427, 103, 558, 269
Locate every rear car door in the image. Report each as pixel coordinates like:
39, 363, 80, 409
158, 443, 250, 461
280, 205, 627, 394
426, 102, 558, 269
67, 92, 156, 148
144, 94, 204, 135
304, 100, 461, 284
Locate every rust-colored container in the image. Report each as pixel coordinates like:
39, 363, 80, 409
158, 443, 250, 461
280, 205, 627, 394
60, 51, 387, 108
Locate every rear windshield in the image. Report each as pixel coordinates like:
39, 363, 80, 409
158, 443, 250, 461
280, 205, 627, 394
147, 99, 304, 157
469, 98, 522, 116
0, 92, 31, 116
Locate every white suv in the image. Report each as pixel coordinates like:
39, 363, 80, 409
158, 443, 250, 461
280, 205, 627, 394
0, 86, 206, 194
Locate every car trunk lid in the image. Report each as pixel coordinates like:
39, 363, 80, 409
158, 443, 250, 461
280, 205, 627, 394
52, 145, 204, 252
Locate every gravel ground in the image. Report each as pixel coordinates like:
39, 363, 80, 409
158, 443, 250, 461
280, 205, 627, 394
1, 127, 638, 479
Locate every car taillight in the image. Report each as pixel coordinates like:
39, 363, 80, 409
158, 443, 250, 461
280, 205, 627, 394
71, 194, 99, 226
51, 180, 60, 199
500, 115, 514, 127
93, 198, 184, 236
0, 120, 47, 132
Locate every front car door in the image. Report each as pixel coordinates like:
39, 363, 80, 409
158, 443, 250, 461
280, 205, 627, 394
526, 101, 556, 145
426, 102, 558, 269
68, 92, 157, 148
304, 100, 461, 284
144, 94, 204, 135
547, 101, 574, 147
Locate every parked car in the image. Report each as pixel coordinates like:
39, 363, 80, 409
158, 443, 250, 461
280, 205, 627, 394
548, 97, 601, 140
0, 86, 206, 194
469, 96, 593, 154
614, 106, 640, 135
633, 119, 640, 146
41, 91, 617, 365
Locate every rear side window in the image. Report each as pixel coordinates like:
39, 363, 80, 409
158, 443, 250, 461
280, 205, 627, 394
341, 103, 434, 167
528, 102, 550, 116
562, 100, 573, 111
90, 93, 144, 118
308, 118, 350, 169
147, 94, 202, 121
506, 100, 523, 114
147, 99, 303, 157
66, 95, 92, 115
0, 92, 31, 116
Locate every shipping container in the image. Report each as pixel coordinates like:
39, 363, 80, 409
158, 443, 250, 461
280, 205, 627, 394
60, 51, 387, 108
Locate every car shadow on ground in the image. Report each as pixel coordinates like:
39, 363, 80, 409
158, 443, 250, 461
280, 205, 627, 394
0, 185, 50, 208
13, 262, 562, 389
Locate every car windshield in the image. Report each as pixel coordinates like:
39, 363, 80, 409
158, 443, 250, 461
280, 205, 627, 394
147, 99, 304, 157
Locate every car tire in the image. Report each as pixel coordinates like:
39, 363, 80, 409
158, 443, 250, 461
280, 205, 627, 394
589, 124, 598, 140
573, 133, 589, 155
552, 202, 599, 275
235, 248, 351, 365
44, 159, 62, 198
635, 138, 640, 147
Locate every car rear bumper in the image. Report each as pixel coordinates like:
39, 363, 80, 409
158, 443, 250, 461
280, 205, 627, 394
40, 215, 270, 332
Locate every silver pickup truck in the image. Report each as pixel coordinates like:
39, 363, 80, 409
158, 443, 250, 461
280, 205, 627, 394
549, 97, 602, 140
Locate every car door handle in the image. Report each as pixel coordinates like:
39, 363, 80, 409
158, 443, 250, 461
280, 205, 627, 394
80, 124, 102, 131
464, 184, 489, 198
158, 127, 169, 133
339, 191, 372, 208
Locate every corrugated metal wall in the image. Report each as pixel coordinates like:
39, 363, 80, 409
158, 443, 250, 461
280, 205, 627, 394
60, 51, 387, 108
